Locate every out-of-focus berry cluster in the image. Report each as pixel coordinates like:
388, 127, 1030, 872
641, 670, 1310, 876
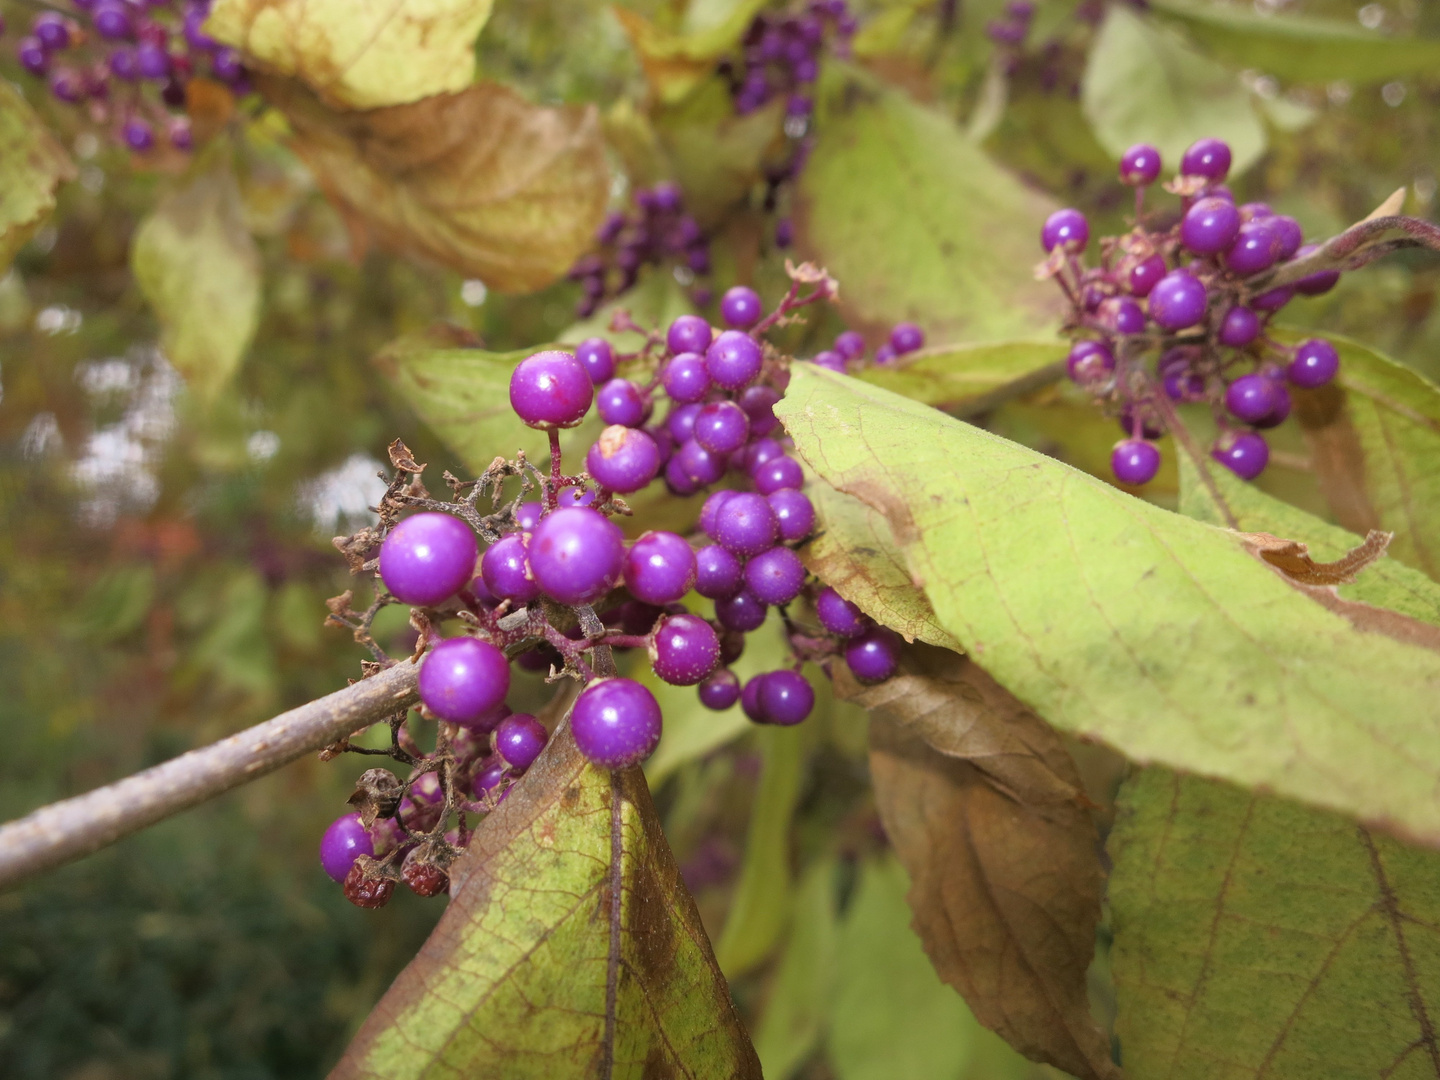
1039, 137, 1343, 487
986, 0, 1035, 48
568, 182, 713, 318
321, 272, 901, 907
10, 0, 249, 153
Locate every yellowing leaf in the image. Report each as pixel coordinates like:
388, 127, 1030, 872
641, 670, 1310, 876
614, 1, 768, 105
267, 76, 608, 293
131, 156, 262, 402
332, 724, 761, 1079
0, 82, 75, 272
206, 0, 495, 110
774, 364, 1440, 843
1110, 767, 1440, 1080
797, 69, 1062, 343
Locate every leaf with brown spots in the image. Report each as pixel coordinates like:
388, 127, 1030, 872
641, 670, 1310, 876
330, 719, 760, 1080
1239, 529, 1392, 586
264, 76, 608, 293
835, 645, 1118, 1080
1110, 766, 1440, 1080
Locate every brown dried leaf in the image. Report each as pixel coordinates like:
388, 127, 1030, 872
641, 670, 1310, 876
347, 767, 402, 828
385, 439, 425, 475
836, 645, 1118, 1080
262, 75, 608, 293
1240, 529, 1392, 586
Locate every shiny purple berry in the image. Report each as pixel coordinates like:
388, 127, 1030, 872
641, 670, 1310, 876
420, 636, 510, 726
379, 512, 478, 607
1180, 137, 1231, 181
1129, 255, 1167, 298
1148, 271, 1208, 331
650, 613, 721, 686
1041, 208, 1088, 253
752, 454, 803, 495
1254, 384, 1292, 429
575, 337, 616, 384
712, 492, 778, 556
1270, 216, 1303, 260
571, 677, 663, 769
715, 588, 768, 632
695, 544, 744, 599
596, 378, 646, 427
812, 351, 847, 374
1212, 431, 1269, 480
693, 401, 750, 456
1111, 439, 1161, 486
745, 546, 806, 605
1105, 297, 1146, 336
1219, 306, 1261, 348
721, 286, 763, 328
516, 502, 543, 531
846, 628, 901, 683
1067, 340, 1115, 384
18, 37, 50, 75
768, 488, 815, 542
122, 117, 155, 151
481, 533, 539, 604
816, 587, 868, 637
107, 46, 138, 80
834, 331, 865, 359
706, 330, 764, 389
1119, 143, 1162, 186
676, 438, 725, 486
667, 315, 712, 356
624, 531, 696, 605
495, 714, 548, 772
698, 668, 741, 711
510, 350, 593, 429
320, 814, 374, 883
757, 669, 814, 726
92, 1, 132, 39
1224, 220, 1281, 276
33, 13, 71, 50
889, 323, 924, 355
667, 403, 701, 445
738, 385, 781, 437
664, 456, 698, 496
587, 425, 660, 493
136, 42, 170, 79
663, 351, 711, 403
1226, 373, 1279, 424
1287, 338, 1339, 388
528, 507, 624, 606
873, 343, 897, 366
1250, 286, 1294, 313
1180, 196, 1241, 255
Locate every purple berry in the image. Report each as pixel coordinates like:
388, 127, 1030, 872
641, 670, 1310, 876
715, 588, 768, 632
49, 68, 84, 103
712, 492, 778, 556
596, 378, 646, 427
1224, 220, 1281, 276
1249, 286, 1294, 313
510, 350, 594, 429
816, 587, 868, 637
663, 351, 712, 404
1041, 208, 1088, 253
694, 401, 750, 455
758, 669, 815, 726
834, 331, 865, 359
320, 814, 374, 883
1287, 338, 1339, 388
1293, 246, 1340, 296
586, 425, 660, 493
624, 531, 697, 605
1269, 215, 1303, 260
667, 403, 701, 445
528, 507, 625, 606
1111, 439, 1161, 486
650, 613, 721, 686
211, 46, 243, 82
812, 351, 848, 374
738, 385, 781, 438
122, 117, 155, 151
1212, 431, 1269, 480
1219, 306, 1261, 348
472, 759, 506, 799
741, 676, 766, 722
136, 42, 170, 79
846, 628, 901, 683
698, 668, 741, 711
745, 546, 806, 605
571, 677, 663, 769
1129, 255, 1167, 298
1254, 384, 1292, 429
676, 438, 726, 486
1225, 373, 1279, 424
1104, 297, 1146, 336
183, 5, 216, 50
18, 36, 50, 75
664, 456, 699, 496
667, 315, 713, 356
379, 513, 478, 607
768, 488, 815, 542
495, 713, 548, 772
1148, 271, 1208, 331
1180, 137, 1231, 181
33, 13, 71, 50
92, 1, 132, 39
753, 454, 804, 495
889, 322, 924, 355
168, 117, 193, 151
1067, 340, 1115, 384
481, 532, 540, 603
420, 636, 510, 726
575, 337, 616, 384
516, 502, 543, 531
706, 330, 764, 389
1119, 143, 1162, 186
695, 544, 744, 599
744, 438, 786, 473
699, 490, 735, 538
1180, 196, 1241, 255
721, 286, 763, 328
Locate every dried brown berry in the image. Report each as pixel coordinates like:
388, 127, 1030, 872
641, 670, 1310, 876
402, 858, 450, 899
343, 861, 395, 909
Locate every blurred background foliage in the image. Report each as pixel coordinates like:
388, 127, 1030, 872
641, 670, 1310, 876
0, 0, 1435, 1076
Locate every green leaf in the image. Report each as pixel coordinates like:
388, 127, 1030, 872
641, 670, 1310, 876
0, 82, 74, 272
206, 0, 495, 109
1110, 767, 1440, 1080
774, 364, 1440, 842
1081, 6, 1266, 178
1151, 0, 1440, 85
797, 68, 1062, 343
826, 856, 983, 1080
753, 859, 840, 1080
1177, 453, 1440, 631
131, 155, 262, 403
614, 1, 769, 105
852, 339, 1065, 412
1283, 330, 1440, 584
333, 723, 761, 1079
73, 566, 156, 643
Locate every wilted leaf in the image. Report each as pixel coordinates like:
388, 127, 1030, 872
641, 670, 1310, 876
132, 155, 262, 402
1151, 0, 1440, 84
1281, 331, 1440, 583
753, 859, 839, 1080
206, 0, 495, 110
825, 856, 991, 1080
852, 339, 1066, 414
1177, 453, 1440, 630
797, 68, 1062, 343
614, 1, 768, 105
1110, 767, 1440, 1080
266, 76, 608, 293
774, 364, 1440, 843
0, 82, 75, 271
838, 646, 1115, 1080
803, 477, 960, 651
332, 722, 761, 1079
1082, 6, 1265, 178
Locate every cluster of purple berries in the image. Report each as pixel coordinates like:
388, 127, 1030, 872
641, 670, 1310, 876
807, 321, 925, 372
1041, 137, 1344, 486
569, 182, 713, 318
986, 0, 1035, 46
11, 0, 248, 153
721, 1, 856, 249
319, 280, 902, 906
